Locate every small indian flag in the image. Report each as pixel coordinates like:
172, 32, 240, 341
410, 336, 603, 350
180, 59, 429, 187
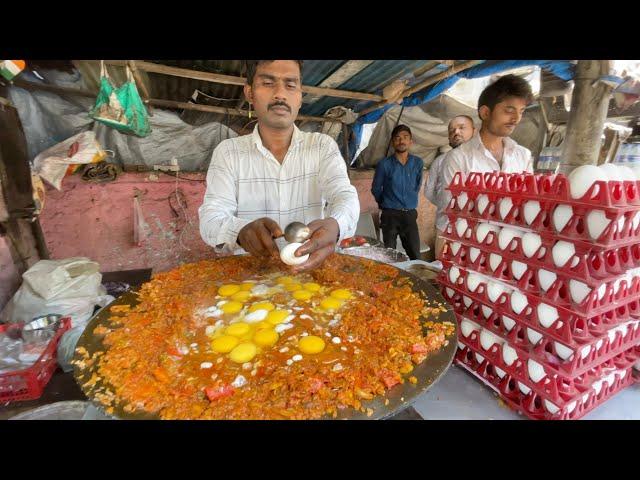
0, 60, 26, 81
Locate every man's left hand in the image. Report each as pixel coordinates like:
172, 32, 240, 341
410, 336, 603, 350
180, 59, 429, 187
290, 218, 340, 273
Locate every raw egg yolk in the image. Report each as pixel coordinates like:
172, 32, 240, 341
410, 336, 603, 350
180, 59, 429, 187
249, 302, 275, 313
229, 342, 257, 363
285, 283, 302, 292
330, 289, 352, 300
225, 322, 250, 337
221, 301, 244, 314
303, 282, 321, 292
240, 282, 255, 291
230, 291, 251, 302
253, 329, 279, 347
266, 310, 290, 325
212, 335, 239, 353
276, 276, 295, 285
293, 290, 313, 301
298, 336, 326, 354
218, 284, 241, 297
320, 297, 343, 311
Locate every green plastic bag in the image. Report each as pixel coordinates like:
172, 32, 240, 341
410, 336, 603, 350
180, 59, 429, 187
89, 61, 151, 137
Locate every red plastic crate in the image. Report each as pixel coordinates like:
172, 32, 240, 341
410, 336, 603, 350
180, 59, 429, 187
440, 269, 640, 346
451, 301, 640, 380
455, 355, 637, 420
448, 171, 640, 209
441, 246, 640, 317
442, 215, 640, 284
0, 317, 71, 403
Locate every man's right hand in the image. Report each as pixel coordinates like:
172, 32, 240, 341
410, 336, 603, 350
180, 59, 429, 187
237, 218, 283, 258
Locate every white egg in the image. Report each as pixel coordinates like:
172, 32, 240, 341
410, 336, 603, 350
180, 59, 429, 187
632, 212, 640, 232
475, 222, 500, 243
527, 359, 547, 383
480, 329, 503, 350
498, 227, 523, 251
510, 290, 529, 314
538, 269, 558, 291
489, 253, 503, 272
554, 342, 574, 360
251, 284, 270, 295
582, 392, 590, 404
596, 339, 604, 351
552, 241, 576, 268
568, 165, 608, 199
462, 296, 472, 308
457, 341, 465, 350
477, 194, 491, 215
599, 163, 623, 181
460, 319, 479, 338
569, 280, 592, 304
527, 328, 543, 345
244, 309, 269, 323
597, 284, 606, 300
445, 287, 454, 298
592, 379, 604, 396
457, 192, 469, 210
511, 260, 528, 280
495, 366, 507, 379
487, 281, 506, 302
616, 215, 626, 234
553, 204, 574, 233
566, 401, 577, 414
455, 218, 469, 237
449, 241, 461, 256
580, 345, 591, 360
502, 316, 516, 332
605, 372, 617, 388
482, 305, 493, 319
502, 344, 518, 366
586, 210, 611, 241
499, 197, 514, 220
466, 273, 483, 292
518, 382, 531, 395
544, 400, 560, 414
469, 247, 481, 263
523, 201, 541, 225
521, 233, 542, 258
448, 266, 461, 284
475, 353, 485, 364
618, 165, 636, 182
537, 303, 559, 328
280, 242, 309, 266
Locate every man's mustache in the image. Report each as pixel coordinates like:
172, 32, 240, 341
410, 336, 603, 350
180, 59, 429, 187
268, 102, 291, 112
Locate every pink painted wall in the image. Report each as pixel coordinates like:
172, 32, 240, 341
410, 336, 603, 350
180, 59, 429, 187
0, 236, 21, 310
39, 170, 438, 274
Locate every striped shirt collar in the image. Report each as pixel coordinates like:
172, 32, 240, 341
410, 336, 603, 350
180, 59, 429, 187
251, 123, 304, 158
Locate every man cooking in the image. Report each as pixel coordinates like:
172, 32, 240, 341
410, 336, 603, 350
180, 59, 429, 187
441, 74, 534, 221
424, 115, 475, 258
198, 60, 360, 272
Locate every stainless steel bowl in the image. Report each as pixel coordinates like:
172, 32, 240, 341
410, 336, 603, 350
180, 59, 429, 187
22, 314, 62, 343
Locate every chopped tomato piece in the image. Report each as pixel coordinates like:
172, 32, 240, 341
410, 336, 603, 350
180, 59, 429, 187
379, 370, 401, 389
205, 385, 235, 402
411, 343, 428, 354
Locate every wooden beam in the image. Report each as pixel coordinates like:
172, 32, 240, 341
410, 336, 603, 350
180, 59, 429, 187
357, 60, 484, 117
12, 79, 342, 124
82, 60, 384, 103
128, 60, 154, 116
304, 60, 375, 104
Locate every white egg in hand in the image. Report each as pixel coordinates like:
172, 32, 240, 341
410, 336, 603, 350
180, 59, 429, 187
568, 165, 608, 199
280, 242, 309, 266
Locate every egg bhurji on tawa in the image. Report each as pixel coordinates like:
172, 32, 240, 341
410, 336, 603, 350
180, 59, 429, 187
75, 254, 453, 419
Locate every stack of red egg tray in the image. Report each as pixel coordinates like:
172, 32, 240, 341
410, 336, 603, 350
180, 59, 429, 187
438, 171, 640, 419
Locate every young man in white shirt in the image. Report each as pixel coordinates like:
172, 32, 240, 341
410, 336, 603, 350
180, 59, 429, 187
441, 74, 534, 250
198, 60, 360, 271
424, 115, 475, 258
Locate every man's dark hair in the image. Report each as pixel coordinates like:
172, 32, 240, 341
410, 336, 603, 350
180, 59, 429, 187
450, 115, 475, 127
245, 60, 304, 85
391, 124, 412, 138
478, 74, 534, 111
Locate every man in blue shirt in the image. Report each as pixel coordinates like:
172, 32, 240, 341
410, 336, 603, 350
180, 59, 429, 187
371, 124, 424, 259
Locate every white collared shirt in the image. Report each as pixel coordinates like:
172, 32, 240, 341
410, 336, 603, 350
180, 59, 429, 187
424, 151, 450, 232
198, 124, 360, 254
440, 133, 533, 229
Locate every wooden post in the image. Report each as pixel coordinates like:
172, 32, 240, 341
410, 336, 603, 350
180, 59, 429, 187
128, 60, 154, 117
558, 60, 613, 174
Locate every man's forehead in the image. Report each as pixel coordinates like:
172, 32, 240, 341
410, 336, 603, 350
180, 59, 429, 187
255, 60, 301, 79
449, 117, 472, 128
496, 96, 528, 108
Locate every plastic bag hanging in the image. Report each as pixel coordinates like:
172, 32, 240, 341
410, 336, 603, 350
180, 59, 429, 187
89, 61, 151, 137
